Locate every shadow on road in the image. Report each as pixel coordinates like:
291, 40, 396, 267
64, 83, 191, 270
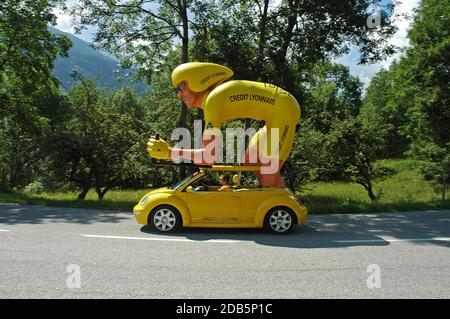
140, 211, 450, 249
140, 224, 390, 249
0, 203, 129, 225
1, 203, 449, 249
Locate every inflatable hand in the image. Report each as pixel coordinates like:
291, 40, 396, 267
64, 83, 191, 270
147, 137, 171, 160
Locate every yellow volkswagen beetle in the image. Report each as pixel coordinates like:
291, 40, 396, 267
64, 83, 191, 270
133, 165, 307, 234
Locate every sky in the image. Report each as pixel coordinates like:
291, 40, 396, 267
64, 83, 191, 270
54, 0, 420, 91
334, 0, 420, 89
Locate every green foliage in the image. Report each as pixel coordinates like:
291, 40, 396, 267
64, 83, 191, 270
326, 118, 386, 201
187, 0, 397, 94
0, 116, 37, 191
0, 80, 67, 191
361, 62, 413, 158
46, 76, 156, 199
303, 62, 362, 133
283, 61, 385, 201
404, 0, 450, 153
24, 181, 45, 194
409, 140, 450, 201
71, 0, 185, 78
0, 1, 74, 191
0, 0, 72, 89
363, 0, 449, 199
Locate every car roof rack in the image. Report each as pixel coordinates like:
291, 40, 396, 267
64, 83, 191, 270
152, 160, 261, 172
152, 160, 212, 169
201, 165, 261, 172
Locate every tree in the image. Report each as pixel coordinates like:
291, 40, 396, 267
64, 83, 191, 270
399, 0, 450, 200
361, 65, 411, 158
0, 0, 71, 121
0, 0, 72, 191
72, 0, 204, 178
283, 61, 388, 201
0, 0, 71, 85
191, 0, 397, 90
326, 117, 386, 202
285, 115, 387, 201
287, 61, 364, 180
72, 0, 398, 117
302, 62, 362, 134
47, 75, 154, 199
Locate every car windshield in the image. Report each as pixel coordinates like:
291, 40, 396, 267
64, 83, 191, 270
169, 172, 199, 190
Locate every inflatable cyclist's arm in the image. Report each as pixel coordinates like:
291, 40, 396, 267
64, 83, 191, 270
170, 131, 220, 164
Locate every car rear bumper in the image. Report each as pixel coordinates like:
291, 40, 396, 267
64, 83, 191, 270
296, 206, 308, 225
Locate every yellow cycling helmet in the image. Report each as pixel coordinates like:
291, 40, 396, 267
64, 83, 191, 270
171, 62, 234, 93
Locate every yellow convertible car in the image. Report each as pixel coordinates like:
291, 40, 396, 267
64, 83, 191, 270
133, 165, 307, 234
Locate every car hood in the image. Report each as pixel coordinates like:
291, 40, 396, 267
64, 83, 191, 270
145, 187, 174, 196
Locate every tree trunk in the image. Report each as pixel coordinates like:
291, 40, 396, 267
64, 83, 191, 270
78, 187, 90, 200
256, 0, 270, 82
277, 0, 297, 89
176, 0, 190, 180
96, 186, 109, 200
283, 160, 297, 192
76, 171, 92, 200
367, 186, 377, 202
442, 177, 448, 202
358, 181, 377, 202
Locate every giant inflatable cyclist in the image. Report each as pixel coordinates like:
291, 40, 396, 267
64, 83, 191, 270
146, 62, 301, 188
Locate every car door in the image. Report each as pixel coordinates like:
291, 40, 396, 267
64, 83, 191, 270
187, 191, 241, 225
237, 188, 266, 224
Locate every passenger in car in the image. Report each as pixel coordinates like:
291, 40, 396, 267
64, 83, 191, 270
218, 174, 233, 192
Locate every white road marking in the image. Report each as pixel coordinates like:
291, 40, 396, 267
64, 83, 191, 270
0, 230, 11, 232
334, 237, 450, 243
81, 234, 450, 245
81, 234, 241, 243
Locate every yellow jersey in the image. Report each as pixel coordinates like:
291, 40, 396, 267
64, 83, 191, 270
202, 80, 301, 161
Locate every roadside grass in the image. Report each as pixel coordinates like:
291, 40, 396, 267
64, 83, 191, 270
0, 189, 150, 211
299, 158, 450, 214
0, 159, 449, 214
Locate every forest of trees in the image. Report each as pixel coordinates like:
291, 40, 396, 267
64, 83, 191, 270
0, 0, 448, 201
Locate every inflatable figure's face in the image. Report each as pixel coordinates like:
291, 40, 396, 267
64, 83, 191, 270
177, 81, 201, 109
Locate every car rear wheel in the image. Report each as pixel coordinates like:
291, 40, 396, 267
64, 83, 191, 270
149, 205, 181, 232
264, 207, 295, 234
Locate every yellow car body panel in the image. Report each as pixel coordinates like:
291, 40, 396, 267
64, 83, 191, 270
254, 193, 307, 227
133, 188, 191, 226
133, 167, 308, 229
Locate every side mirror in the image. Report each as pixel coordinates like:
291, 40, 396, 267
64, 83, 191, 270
186, 186, 193, 193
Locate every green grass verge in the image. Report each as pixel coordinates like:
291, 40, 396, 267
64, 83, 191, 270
299, 159, 450, 214
0, 189, 150, 211
1, 159, 449, 214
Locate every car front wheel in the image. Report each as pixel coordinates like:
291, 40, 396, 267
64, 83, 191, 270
149, 205, 181, 232
264, 207, 296, 234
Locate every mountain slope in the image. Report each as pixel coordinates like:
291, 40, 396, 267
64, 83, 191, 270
51, 27, 148, 95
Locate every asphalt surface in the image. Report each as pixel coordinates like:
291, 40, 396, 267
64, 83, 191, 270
0, 203, 449, 299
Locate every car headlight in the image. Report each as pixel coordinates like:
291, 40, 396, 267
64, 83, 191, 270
140, 196, 151, 205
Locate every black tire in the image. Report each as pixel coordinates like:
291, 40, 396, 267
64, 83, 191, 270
264, 206, 296, 234
148, 205, 182, 233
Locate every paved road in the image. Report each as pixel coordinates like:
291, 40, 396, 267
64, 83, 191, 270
0, 203, 449, 298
